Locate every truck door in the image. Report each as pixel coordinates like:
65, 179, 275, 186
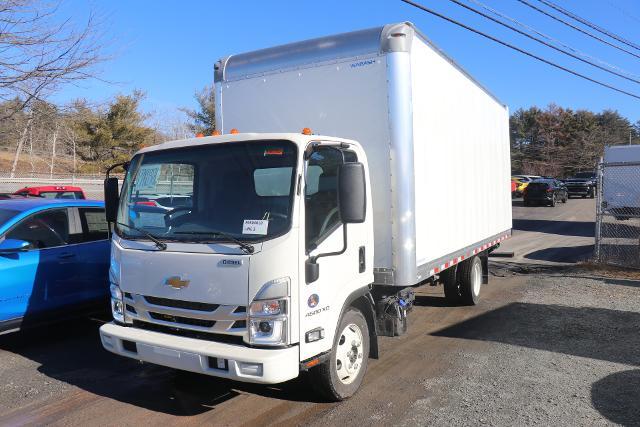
302, 146, 367, 357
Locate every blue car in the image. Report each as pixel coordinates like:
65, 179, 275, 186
0, 198, 110, 334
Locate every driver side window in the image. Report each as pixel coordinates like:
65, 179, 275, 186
305, 147, 346, 251
6, 209, 69, 249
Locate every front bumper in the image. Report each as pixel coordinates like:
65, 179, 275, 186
567, 187, 590, 195
99, 322, 299, 384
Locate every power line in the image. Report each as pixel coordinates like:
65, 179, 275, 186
537, 0, 640, 52
467, 0, 640, 81
398, 0, 640, 100
445, 0, 640, 85
516, 0, 640, 60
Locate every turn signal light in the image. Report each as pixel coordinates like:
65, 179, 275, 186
230, 128, 239, 134
302, 127, 312, 135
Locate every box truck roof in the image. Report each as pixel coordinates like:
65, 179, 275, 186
136, 132, 356, 155
604, 145, 640, 163
214, 21, 504, 107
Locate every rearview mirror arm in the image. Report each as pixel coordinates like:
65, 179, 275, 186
309, 224, 348, 264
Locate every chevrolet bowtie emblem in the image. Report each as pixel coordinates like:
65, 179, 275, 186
165, 276, 190, 289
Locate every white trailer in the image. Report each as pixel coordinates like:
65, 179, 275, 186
602, 145, 640, 218
100, 22, 511, 400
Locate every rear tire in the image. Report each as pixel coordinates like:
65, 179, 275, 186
441, 266, 461, 305
310, 308, 369, 401
458, 256, 482, 305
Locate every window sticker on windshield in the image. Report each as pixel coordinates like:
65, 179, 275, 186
136, 212, 165, 228
242, 219, 269, 235
135, 165, 161, 190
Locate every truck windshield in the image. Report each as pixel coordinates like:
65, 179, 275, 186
116, 140, 298, 243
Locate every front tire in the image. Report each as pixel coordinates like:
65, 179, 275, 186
311, 308, 369, 401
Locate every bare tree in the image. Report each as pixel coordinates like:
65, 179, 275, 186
0, 0, 106, 115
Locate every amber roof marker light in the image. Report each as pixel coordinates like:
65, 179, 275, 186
302, 127, 313, 135
230, 128, 239, 134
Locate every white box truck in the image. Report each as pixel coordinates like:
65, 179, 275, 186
602, 145, 640, 218
99, 22, 512, 400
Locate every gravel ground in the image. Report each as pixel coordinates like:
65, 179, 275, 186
400, 264, 640, 426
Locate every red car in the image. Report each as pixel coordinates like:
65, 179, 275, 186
14, 185, 86, 199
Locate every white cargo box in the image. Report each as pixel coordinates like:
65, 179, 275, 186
603, 145, 640, 211
215, 22, 512, 287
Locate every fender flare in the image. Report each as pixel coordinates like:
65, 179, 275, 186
336, 285, 379, 359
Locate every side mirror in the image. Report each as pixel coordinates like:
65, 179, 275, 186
306, 259, 320, 284
0, 238, 30, 253
104, 177, 120, 223
338, 162, 366, 224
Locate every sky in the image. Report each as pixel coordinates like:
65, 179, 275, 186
52, 0, 640, 123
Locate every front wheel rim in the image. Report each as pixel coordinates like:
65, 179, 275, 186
335, 323, 364, 385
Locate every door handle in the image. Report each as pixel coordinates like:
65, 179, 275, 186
58, 252, 76, 260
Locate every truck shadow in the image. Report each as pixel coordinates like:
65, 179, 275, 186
513, 219, 594, 237
432, 302, 640, 423
524, 244, 594, 263
0, 318, 324, 417
590, 369, 640, 426
431, 302, 640, 367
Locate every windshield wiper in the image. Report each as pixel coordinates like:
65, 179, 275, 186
174, 230, 255, 254
116, 222, 167, 251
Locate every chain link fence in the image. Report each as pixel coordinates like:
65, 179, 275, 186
0, 171, 113, 199
595, 160, 640, 269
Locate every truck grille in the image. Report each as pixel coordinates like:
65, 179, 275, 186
123, 293, 247, 337
148, 312, 216, 327
132, 320, 245, 345
144, 295, 220, 312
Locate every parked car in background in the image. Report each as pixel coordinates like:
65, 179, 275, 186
511, 176, 531, 197
523, 179, 568, 207
14, 185, 86, 199
0, 198, 110, 334
564, 171, 596, 199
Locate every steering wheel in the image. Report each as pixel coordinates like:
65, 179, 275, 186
319, 207, 340, 236
164, 206, 192, 224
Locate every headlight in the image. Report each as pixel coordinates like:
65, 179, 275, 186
248, 298, 288, 346
110, 284, 125, 324
250, 299, 286, 316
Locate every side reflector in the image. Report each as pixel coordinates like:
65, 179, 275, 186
305, 358, 320, 368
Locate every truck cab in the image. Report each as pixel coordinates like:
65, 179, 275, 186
100, 132, 375, 399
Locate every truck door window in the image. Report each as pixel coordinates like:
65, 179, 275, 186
305, 147, 345, 250
78, 208, 109, 242
6, 209, 69, 249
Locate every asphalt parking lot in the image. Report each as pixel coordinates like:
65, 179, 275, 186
1, 198, 638, 426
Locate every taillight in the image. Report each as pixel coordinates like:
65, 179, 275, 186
135, 201, 158, 207
546, 188, 553, 192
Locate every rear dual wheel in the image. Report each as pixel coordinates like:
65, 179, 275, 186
442, 256, 482, 306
